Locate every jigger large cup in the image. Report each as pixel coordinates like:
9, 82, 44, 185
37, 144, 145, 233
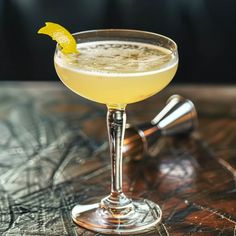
123, 95, 198, 160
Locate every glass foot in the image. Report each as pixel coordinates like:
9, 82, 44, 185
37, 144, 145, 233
72, 197, 162, 235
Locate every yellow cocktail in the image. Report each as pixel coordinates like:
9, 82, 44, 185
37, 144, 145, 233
53, 29, 178, 235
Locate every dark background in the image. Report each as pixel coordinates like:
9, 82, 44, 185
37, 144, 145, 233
0, 0, 236, 84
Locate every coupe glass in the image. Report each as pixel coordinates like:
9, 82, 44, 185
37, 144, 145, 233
54, 29, 178, 234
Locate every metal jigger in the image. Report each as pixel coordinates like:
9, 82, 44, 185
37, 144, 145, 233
123, 95, 198, 160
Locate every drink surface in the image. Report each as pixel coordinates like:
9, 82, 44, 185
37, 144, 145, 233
54, 40, 178, 108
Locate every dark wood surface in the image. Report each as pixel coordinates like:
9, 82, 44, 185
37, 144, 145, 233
0, 82, 235, 236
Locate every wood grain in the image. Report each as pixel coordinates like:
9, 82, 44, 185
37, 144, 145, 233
0, 82, 235, 235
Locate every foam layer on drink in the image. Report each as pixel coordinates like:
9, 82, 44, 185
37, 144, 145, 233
55, 41, 177, 75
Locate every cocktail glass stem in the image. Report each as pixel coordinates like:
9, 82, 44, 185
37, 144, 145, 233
71, 106, 162, 234
101, 107, 133, 216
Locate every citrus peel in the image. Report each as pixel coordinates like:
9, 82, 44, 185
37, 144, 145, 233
38, 22, 78, 54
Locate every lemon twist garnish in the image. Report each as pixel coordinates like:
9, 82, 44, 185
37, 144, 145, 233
38, 22, 78, 54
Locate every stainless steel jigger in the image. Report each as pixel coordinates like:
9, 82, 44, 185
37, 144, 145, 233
123, 94, 198, 160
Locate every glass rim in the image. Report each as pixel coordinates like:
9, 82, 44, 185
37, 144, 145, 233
57, 28, 178, 54
55, 28, 178, 77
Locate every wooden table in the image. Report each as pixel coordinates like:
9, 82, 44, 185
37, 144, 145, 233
0, 82, 235, 235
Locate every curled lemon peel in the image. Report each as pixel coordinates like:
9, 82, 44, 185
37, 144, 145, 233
38, 22, 78, 54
